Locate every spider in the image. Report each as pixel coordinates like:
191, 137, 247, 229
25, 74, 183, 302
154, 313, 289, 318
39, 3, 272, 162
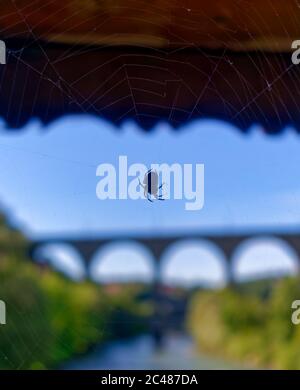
139, 169, 165, 202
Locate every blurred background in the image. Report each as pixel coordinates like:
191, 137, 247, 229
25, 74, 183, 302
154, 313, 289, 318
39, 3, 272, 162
1, 0, 300, 370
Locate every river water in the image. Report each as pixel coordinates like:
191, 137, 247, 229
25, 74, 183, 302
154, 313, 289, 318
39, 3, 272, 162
64, 333, 242, 370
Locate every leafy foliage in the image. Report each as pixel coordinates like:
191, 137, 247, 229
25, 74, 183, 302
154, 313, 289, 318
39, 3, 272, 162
0, 217, 149, 369
187, 279, 300, 369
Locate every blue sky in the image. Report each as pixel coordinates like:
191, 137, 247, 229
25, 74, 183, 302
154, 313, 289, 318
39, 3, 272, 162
1, 115, 300, 236
0, 115, 300, 284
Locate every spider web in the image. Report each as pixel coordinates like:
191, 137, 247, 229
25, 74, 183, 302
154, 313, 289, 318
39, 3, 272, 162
0, 0, 299, 132
0, 0, 300, 369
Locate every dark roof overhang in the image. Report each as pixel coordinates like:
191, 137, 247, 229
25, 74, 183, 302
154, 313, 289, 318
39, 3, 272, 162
1, 1, 300, 133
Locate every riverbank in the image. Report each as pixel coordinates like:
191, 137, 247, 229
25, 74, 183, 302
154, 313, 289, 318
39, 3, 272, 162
0, 237, 150, 369
0, 214, 155, 369
187, 278, 300, 370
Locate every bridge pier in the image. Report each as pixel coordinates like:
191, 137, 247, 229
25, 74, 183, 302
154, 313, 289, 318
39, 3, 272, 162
150, 280, 165, 348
